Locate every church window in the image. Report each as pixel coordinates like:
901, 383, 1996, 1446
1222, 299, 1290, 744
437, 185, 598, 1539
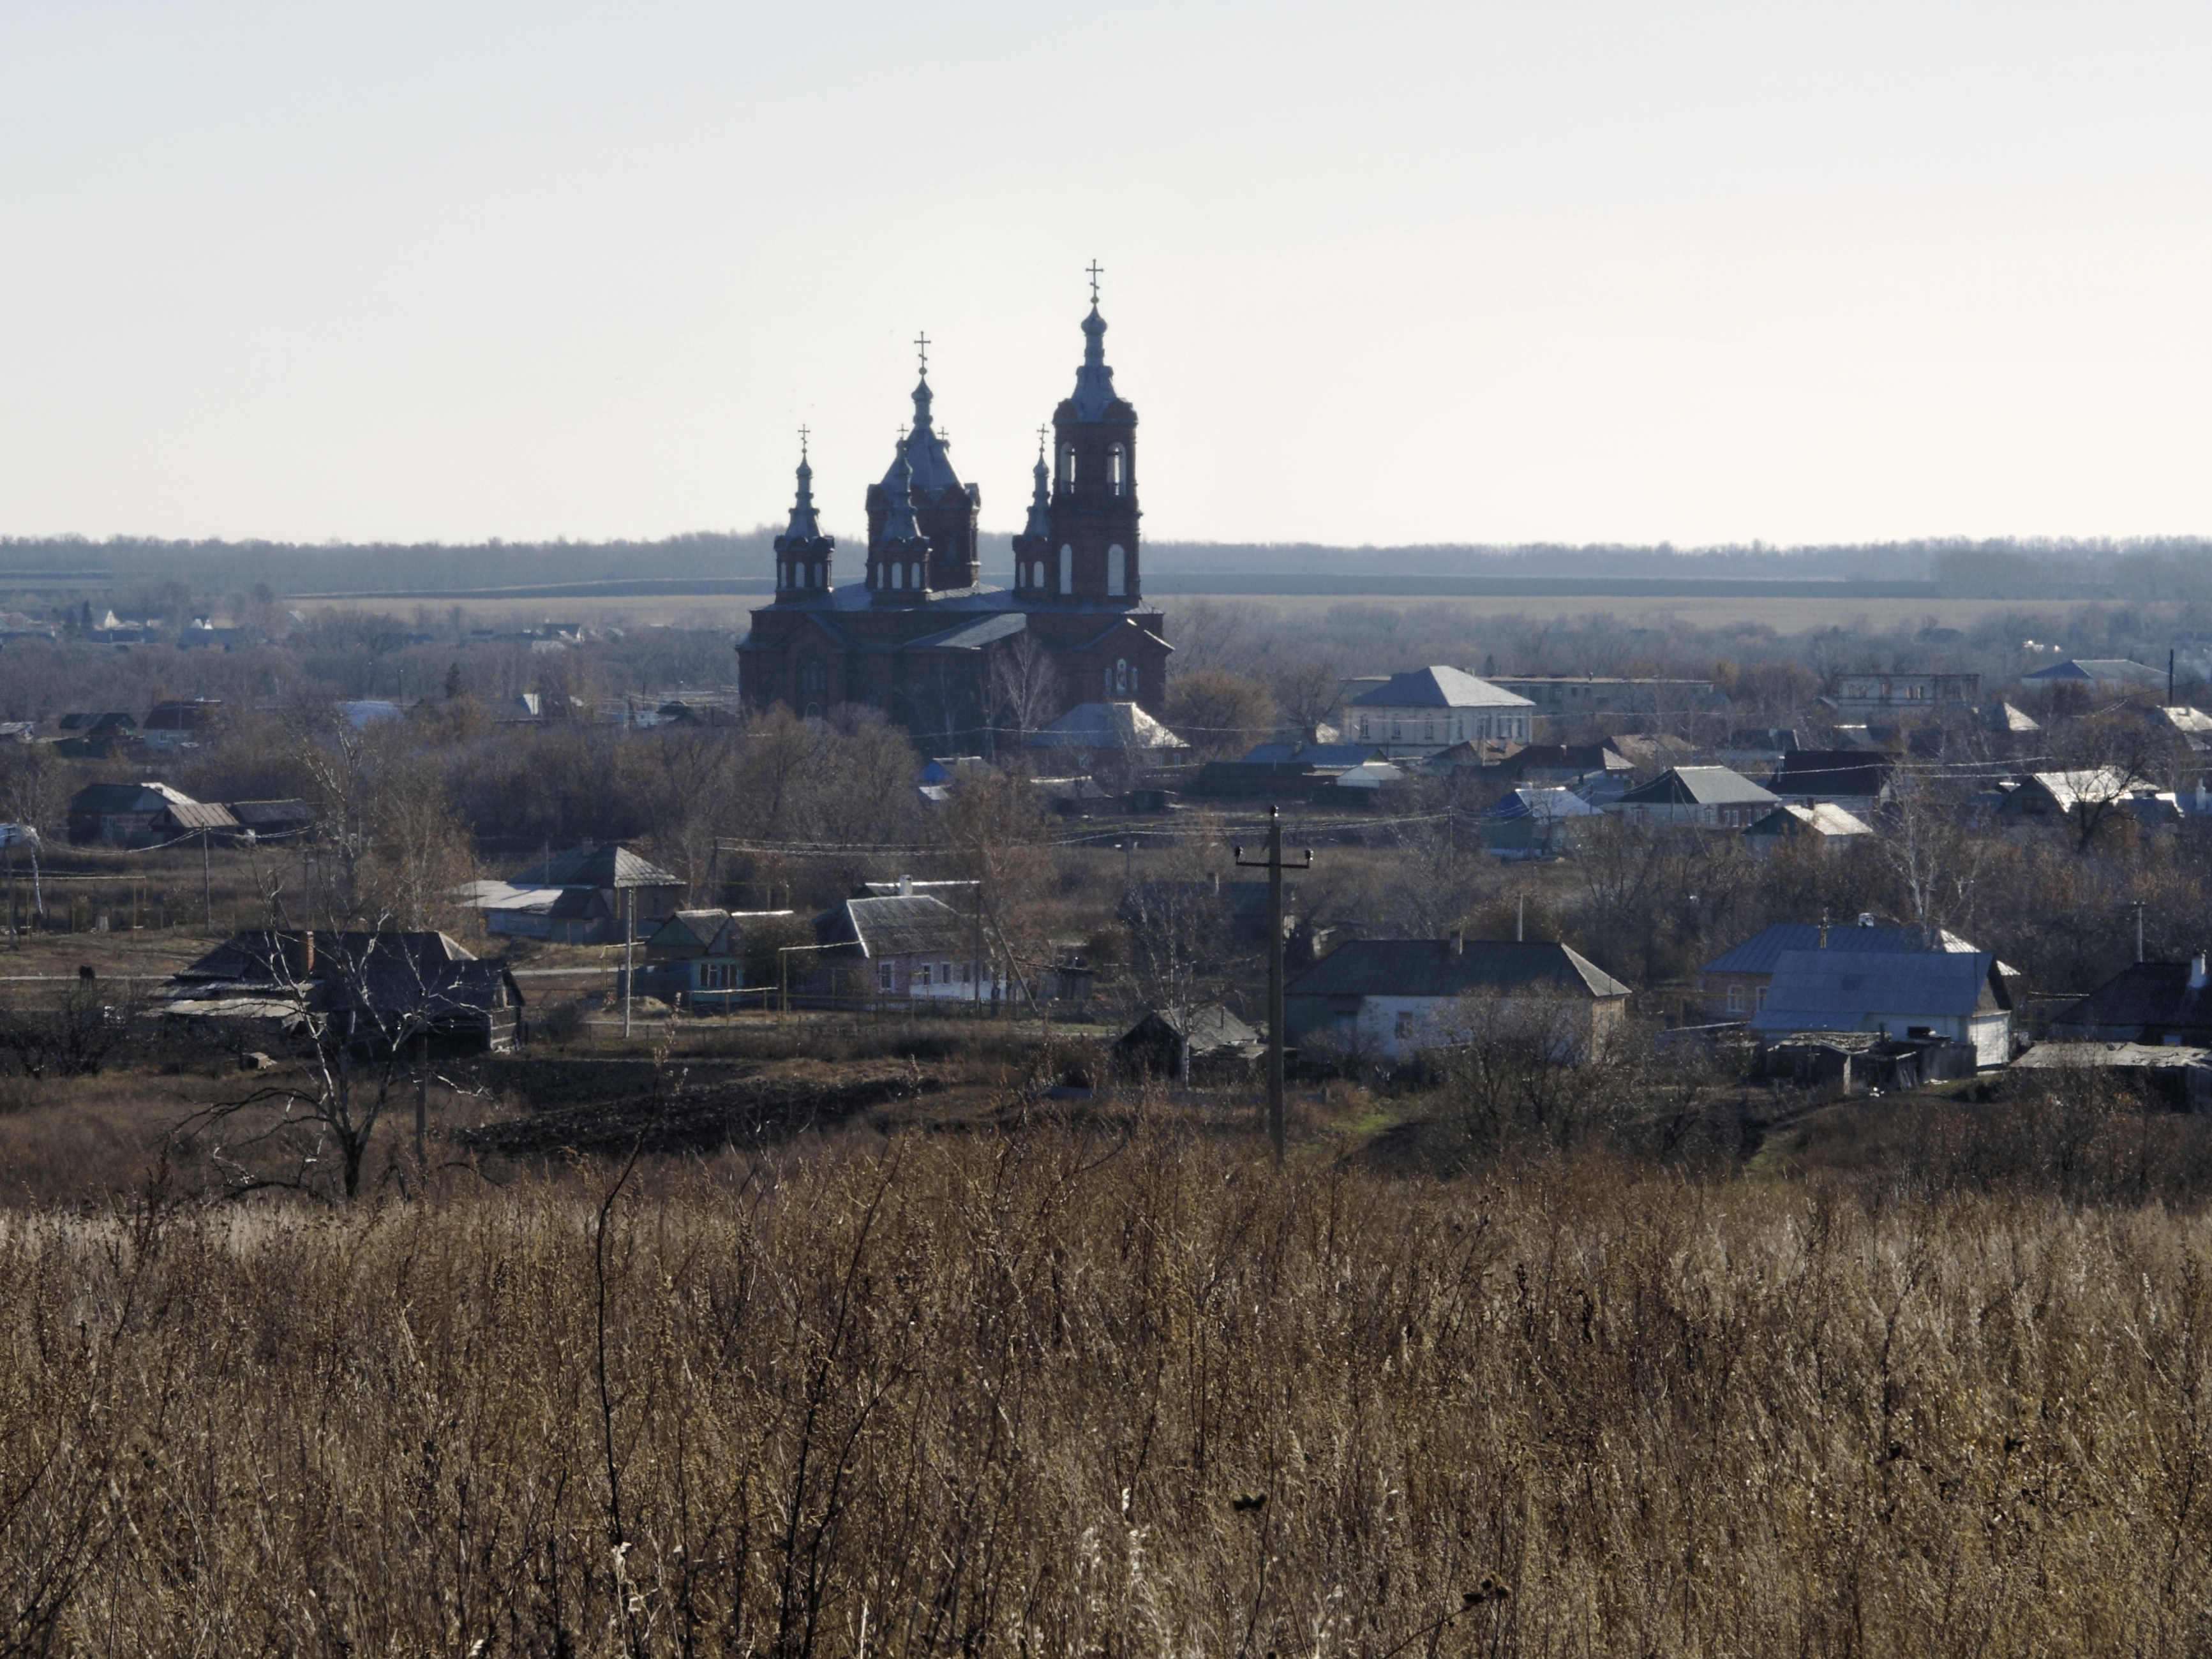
1061, 445, 1076, 488
911, 562, 923, 590
1128, 665, 1138, 696
1115, 658, 1131, 695
1107, 544, 1125, 597
891, 563, 903, 590
1059, 545, 1073, 594
779, 562, 788, 588
800, 655, 826, 696
1109, 445, 1125, 495
814, 562, 825, 588
803, 562, 815, 588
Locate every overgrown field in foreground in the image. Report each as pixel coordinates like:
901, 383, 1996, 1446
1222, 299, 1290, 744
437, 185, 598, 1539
6, 1127, 2211, 1656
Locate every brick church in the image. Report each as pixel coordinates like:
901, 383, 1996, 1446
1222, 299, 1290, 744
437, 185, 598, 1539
736, 284, 1170, 751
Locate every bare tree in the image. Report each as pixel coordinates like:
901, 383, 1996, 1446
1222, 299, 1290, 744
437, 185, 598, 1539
987, 635, 1061, 754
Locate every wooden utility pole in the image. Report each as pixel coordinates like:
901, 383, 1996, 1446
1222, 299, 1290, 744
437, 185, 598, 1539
1234, 805, 1313, 1164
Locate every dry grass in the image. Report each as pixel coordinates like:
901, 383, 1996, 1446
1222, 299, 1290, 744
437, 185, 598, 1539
5, 1113, 2212, 1656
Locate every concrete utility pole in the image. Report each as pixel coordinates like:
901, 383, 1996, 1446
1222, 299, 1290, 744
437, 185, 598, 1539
1234, 805, 1313, 1164
623, 888, 636, 1039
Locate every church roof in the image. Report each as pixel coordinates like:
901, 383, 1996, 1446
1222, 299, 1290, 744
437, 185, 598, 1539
902, 612, 1029, 651
774, 450, 828, 551
1068, 306, 1122, 422
1021, 447, 1052, 539
877, 441, 927, 546
883, 377, 964, 497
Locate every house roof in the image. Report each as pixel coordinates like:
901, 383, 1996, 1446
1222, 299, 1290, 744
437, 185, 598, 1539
509, 843, 683, 889
1331, 760, 1407, 789
1982, 701, 2042, 733
2047, 962, 2212, 1039
1026, 701, 1188, 752
1348, 667, 1534, 711
1240, 741, 1385, 768
66, 780, 199, 816
1116, 1003, 1260, 1053
227, 799, 315, 828
2024, 658, 2164, 686
1747, 949, 2005, 1031
1483, 786, 1601, 823
1287, 938, 1631, 1002
168, 931, 519, 1022
1769, 750, 1892, 798
647, 909, 735, 954
1703, 921, 1984, 976
1497, 744, 1633, 778
160, 800, 239, 832
1745, 802, 1873, 838
814, 894, 973, 959
1617, 766, 1779, 808
2018, 768, 2134, 812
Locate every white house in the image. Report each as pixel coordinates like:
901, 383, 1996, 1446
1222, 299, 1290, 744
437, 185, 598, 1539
1342, 667, 1535, 759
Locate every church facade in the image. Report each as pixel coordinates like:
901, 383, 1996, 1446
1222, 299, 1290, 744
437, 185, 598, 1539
736, 292, 1171, 752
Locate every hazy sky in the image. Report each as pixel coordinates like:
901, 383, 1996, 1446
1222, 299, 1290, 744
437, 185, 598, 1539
2, 1, 2206, 550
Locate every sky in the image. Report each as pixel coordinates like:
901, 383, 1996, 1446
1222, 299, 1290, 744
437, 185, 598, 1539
1, 0, 2207, 551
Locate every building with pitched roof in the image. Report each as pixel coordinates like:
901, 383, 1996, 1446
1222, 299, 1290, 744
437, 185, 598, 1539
737, 283, 1171, 750
811, 889, 1003, 1006
164, 930, 525, 1052
2046, 955, 2212, 1046
1610, 766, 1779, 828
2023, 658, 2165, 692
1339, 667, 1535, 758
1742, 801, 1874, 856
1285, 937, 1631, 1061
1748, 948, 2015, 1068
1023, 701, 1190, 775
465, 843, 686, 943
1698, 919, 2015, 1021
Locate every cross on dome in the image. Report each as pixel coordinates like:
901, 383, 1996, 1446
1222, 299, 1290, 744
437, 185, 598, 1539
1086, 260, 1103, 304
914, 331, 930, 376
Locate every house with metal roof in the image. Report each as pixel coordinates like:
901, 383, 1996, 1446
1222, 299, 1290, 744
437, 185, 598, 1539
1742, 801, 1874, 857
628, 907, 798, 1009
1285, 937, 1631, 1062
1993, 768, 2137, 830
2023, 658, 2165, 691
1023, 701, 1190, 777
2045, 955, 2212, 1046
1767, 749, 1893, 815
1340, 667, 1535, 759
1479, 786, 1600, 858
1698, 919, 2015, 1022
1748, 948, 2015, 1068
1608, 766, 1779, 828
163, 930, 525, 1052
811, 890, 1003, 1007
64, 781, 234, 847
465, 843, 687, 943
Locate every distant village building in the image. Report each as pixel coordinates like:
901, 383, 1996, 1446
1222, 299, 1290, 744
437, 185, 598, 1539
163, 930, 525, 1053
2023, 658, 2165, 693
737, 287, 1171, 748
1341, 667, 1534, 759
1112, 1004, 1262, 1081
140, 698, 225, 752
631, 909, 797, 1009
1742, 801, 1873, 856
1698, 920, 2019, 1022
1748, 946, 2015, 1069
1610, 766, 1778, 828
1023, 701, 1190, 777
464, 844, 685, 943
1284, 937, 1631, 1062
65, 782, 234, 847
810, 888, 1001, 1006
1827, 673, 1980, 717
2046, 955, 2212, 1046
1767, 750, 1894, 816
1484, 674, 1717, 727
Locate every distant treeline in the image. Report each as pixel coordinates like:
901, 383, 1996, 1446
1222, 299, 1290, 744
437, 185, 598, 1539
0, 530, 2207, 604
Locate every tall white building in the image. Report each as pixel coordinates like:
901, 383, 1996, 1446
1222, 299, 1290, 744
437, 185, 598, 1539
1342, 667, 1536, 758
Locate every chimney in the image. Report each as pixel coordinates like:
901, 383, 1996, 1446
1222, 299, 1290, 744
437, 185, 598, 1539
1858, 912, 1876, 927
2192, 953, 2208, 992
1451, 932, 1464, 957
898, 874, 913, 896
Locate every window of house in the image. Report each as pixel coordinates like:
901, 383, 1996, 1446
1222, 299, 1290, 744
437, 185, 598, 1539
941, 962, 953, 985
917, 963, 931, 986
878, 962, 894, 992
1727, 984, 1743, 1013
1394, 1011, 1414, 1039
1107, 544, 1125, 596
1755, 986, 1768, 1009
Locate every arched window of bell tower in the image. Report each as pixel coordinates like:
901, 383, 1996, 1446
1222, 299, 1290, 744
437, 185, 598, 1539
1109, 446, 1125, 495
1061, 445, 1076, 489
891, 563, 903, 590
1058, 545, 1073, 595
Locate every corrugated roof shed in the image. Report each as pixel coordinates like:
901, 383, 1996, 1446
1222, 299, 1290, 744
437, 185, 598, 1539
1288, 939, 1631, 1001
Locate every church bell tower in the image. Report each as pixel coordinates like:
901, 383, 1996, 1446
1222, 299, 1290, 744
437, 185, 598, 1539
1043, 265, 1140, 606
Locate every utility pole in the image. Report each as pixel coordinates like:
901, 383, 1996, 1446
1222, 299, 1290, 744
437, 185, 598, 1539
202, 827, 214, 932
1234, 805, 1313, 1164
622, 888, 636, 1039
2134, 899, 2147, 963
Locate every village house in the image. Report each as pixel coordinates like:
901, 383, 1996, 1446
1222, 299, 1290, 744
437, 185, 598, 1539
1284, 936, 1631, 1063
65, 782, 236, 847
630, 908, 798, 1009
1609, 765, 1778, 829
811, 886, 1005, 1007
1827, 673, 1980, 717
1742, 801, 1874, 857
464, 844, 687, 943
1341, 667, 1535, 759
1698, 919, 2018, 1021
1748, 946, 2015, 1069
163, 930, 525, 1053
1993, 768, 2137, 831
1767, 749, 1892, 817
1111, 1003, 1262, 1080
1023, 701, 1190, 779
2046, 955, 2212, 1046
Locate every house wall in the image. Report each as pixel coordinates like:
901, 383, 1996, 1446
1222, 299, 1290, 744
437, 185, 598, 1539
1614, 800, 1769, 829
1329, 992, 1618, 1061
1698, 971, 1772, 1020
865, 951, 1006, 1004
1344, 703, 1533, 757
